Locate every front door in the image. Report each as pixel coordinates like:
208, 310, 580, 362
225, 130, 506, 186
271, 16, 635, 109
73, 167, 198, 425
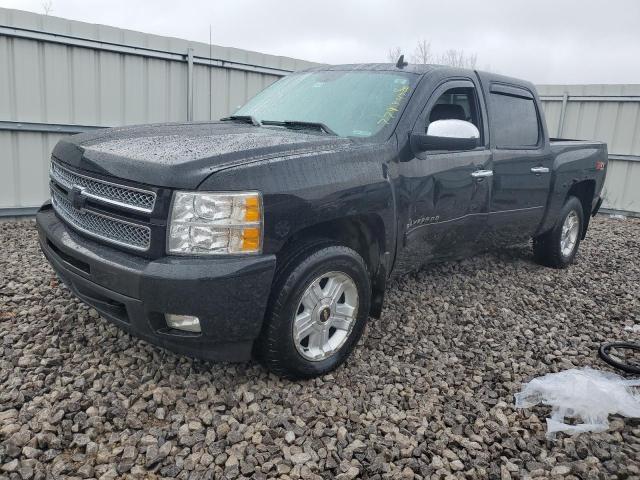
394, 79, 492, 274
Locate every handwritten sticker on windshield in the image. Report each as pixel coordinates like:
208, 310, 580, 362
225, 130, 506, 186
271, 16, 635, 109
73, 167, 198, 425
378, 85, 411, 125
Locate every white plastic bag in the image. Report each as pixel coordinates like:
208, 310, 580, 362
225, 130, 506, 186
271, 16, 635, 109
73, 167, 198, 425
514, 367, 640, 438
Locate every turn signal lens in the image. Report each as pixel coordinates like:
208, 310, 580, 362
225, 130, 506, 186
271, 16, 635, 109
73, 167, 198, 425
244, 196, 261, 222
241, 227, 261, 252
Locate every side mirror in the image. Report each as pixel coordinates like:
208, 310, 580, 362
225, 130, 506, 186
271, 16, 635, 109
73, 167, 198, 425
411, 119, 480, 152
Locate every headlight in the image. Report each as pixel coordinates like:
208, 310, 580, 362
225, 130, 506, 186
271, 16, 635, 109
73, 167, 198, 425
168, 191, 262, 255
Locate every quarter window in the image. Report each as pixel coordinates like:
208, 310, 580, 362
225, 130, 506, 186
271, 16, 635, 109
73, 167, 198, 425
490, 92, 540, 147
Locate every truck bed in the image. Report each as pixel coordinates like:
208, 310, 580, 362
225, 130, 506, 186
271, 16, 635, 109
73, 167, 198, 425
547, 138, 608, 214
550, 137, 607, 147
549, 138, 608, 158
549, 139, 608, 172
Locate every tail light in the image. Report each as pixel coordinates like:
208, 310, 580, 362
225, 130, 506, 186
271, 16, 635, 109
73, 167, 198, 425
595, 160, 606, 171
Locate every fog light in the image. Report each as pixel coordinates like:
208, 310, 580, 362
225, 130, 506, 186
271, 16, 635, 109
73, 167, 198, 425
165, 314, 201, 333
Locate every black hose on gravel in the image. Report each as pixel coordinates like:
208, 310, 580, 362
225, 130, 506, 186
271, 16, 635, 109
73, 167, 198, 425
599, 342, 640, 375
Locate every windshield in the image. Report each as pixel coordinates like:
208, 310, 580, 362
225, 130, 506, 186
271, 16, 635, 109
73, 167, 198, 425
234, 70, 418, 139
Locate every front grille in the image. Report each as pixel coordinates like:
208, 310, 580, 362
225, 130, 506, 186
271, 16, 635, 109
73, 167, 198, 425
51, 188, 151, 251
50, 160, 156, 213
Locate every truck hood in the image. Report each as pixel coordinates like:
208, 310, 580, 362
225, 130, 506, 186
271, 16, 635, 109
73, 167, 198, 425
52, 122, 353, 189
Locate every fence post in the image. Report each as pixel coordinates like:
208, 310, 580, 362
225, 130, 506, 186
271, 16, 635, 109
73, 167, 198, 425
557, 92, 568, 137
187, 48, 194, 121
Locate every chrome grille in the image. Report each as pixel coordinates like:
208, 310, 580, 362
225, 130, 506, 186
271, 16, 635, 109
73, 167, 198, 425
51, 189, 151, 251
50, 160, 156, 213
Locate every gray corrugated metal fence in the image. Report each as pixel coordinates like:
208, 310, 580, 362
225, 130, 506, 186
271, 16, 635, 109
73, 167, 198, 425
538, 84, 640, 217
0, 8, 317, 215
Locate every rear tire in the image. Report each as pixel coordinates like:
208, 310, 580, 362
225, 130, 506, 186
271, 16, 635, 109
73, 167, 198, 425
255, 243, 371, 379
533, 196, 584, 268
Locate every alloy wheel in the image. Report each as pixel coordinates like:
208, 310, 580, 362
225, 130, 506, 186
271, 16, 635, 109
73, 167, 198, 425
292, 271, 359, 361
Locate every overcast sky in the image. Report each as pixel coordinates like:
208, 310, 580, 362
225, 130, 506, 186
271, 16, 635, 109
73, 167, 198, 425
2, 0, 639, 84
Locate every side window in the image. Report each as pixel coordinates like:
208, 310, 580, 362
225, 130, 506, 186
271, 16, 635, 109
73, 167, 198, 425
490, 92, 539, 147
427, 87, 482, 133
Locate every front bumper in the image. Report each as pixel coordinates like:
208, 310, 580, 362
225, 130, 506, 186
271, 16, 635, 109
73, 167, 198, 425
36, 203, 276, 362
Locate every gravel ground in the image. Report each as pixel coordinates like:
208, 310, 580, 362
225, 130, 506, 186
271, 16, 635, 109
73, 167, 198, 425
1, 216, 639, 480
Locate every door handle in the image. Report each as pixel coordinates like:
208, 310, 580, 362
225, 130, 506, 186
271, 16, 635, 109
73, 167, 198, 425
531, 166, 550, 174
471, 170, 493, 178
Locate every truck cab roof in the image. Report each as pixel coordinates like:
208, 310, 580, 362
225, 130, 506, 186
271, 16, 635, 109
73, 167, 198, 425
301, 63, 537, 93
302, 63, 444, 75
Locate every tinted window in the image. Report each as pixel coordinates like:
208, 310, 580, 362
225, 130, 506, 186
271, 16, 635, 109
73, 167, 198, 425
490, 92, 539, 147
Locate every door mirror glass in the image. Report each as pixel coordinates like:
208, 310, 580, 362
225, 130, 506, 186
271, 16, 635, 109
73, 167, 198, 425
426, 119, 480, 139
411, 119, 480, 153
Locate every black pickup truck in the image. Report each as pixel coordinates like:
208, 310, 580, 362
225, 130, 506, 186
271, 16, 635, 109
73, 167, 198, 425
36, 63, 608, 378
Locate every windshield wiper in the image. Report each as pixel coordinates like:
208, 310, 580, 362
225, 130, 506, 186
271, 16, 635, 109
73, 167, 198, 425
261, 120, 337, 136
220, 115, 262, 126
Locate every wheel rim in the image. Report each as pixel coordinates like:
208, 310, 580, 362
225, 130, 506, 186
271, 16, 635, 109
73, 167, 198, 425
293, 271, 359, 362
560, 210, 580, 258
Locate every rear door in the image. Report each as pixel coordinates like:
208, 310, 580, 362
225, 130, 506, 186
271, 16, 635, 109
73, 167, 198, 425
479, 79, 553, 243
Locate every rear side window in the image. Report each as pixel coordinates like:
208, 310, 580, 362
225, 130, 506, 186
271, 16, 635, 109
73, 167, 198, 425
490, 92, 540, 147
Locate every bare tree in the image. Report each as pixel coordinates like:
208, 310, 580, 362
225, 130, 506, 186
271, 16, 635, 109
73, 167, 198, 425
387, 46, 403, 64
465, 52, 478, 69
411, 39, 433, 64
42, 0, 53, 15
438, 49, 477, 68
387, 40, 479, 68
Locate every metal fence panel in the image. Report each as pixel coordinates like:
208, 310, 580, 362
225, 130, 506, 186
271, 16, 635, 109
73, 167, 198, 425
0, 130, 65, 210
0, 7, 316, 214
603, 158, 640, 215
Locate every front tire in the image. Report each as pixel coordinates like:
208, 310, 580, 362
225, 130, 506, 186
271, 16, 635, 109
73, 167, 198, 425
533, 196, 584, 268
255, 244, 371, 379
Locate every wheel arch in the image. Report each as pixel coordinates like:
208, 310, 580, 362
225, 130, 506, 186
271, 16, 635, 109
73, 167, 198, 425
276, 214, 388, 318
567, 180, 595, 239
